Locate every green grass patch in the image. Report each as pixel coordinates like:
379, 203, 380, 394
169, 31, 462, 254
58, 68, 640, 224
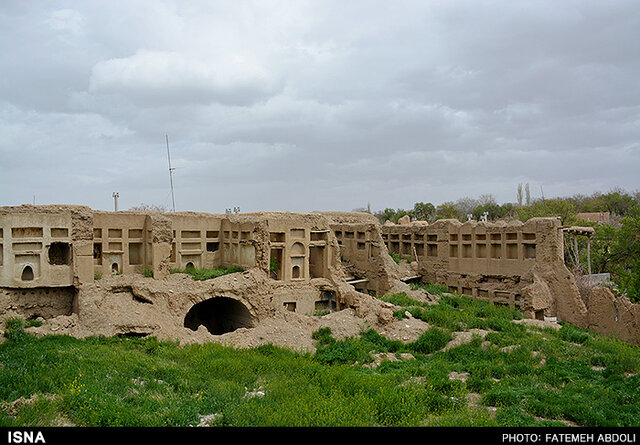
2, 283, 640, 427
170, 265, 244, 281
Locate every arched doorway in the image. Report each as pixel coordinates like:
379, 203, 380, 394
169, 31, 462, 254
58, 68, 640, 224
184, 297, 254, 335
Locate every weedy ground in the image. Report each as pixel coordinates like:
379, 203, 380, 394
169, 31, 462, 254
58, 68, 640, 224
1, 283, 639, 427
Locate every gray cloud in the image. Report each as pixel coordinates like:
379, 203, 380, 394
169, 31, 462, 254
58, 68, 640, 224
1, 0, 638, 213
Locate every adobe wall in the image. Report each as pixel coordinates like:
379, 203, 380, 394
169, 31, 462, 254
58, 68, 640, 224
381, 217, 588, 326
2, 205, 638, 345
0, 205, 93, 288
0, 206, 376, 327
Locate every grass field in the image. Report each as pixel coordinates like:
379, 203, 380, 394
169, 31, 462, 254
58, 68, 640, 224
1, 284, 639, 427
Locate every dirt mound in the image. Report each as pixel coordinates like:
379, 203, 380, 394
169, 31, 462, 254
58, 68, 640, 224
13, 271, 431, 353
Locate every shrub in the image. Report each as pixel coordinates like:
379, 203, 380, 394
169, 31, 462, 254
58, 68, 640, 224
389, 252, 401, 264
408, 328, 452, 354
314, 338, 371, 365
3, 318, 30, 342
559, 324, 591, 344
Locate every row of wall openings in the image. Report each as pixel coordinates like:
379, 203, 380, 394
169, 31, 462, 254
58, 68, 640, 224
93, 228, 146, 239
452, 285, 523, 308
449, 232, 536, 241
335, 230, 367, 240
92, 242, 144, 265
449, 242, 536, 259
387, 241, 437, 258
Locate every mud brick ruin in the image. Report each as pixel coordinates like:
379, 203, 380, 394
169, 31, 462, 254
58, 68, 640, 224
1, 205, 639, 345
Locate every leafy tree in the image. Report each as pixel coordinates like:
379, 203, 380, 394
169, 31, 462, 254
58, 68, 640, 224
517, 198, 576, 225
374, 208, 411, 224
435, 202, 460, 220
412, 202, 436, 222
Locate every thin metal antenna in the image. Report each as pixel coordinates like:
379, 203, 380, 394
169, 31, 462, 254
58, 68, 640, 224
166, 135, 176, 212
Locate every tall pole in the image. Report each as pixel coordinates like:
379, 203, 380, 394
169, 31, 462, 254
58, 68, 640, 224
166, 135, 176, 212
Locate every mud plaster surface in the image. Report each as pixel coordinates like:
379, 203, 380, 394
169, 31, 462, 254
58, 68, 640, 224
10, 271, 434, 354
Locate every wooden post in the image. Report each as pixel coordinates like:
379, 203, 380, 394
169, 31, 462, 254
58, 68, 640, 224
587, 237, 592, 275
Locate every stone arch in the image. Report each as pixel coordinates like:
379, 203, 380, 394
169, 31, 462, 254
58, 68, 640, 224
111, 262, 119, 274
184, 297, 254, 335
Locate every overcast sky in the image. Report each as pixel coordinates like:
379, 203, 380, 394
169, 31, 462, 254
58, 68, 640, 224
1, 0, 638, 214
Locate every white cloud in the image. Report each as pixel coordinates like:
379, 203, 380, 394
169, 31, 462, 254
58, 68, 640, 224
0, 0, 639, 212
89, 50, 284, 107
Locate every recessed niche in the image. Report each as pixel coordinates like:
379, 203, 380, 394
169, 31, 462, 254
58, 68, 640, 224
12, 242, 42, 252
309, 245, 326, 278
128, 242, 143, 265
181, 230, 201, 239
108, 229, 122, 238
291, 242, 305, 256
524, 243, 536, 259
21, 265, 34, 281
51, 228, 69, 238
128, 229, 143, 238
48, 242, 71, 265
270, 232, 285, 243
310, 231, 329, 241
181, 242, 201, 251
93, 243, 102, 264
12, 227, 43, 238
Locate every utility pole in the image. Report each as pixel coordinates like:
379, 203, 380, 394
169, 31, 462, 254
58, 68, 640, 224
112, 192, 119, 211
166, 134, 176, 212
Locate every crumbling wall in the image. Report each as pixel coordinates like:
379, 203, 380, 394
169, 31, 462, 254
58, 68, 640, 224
381, 216, 588, 325
586, 286, 640, 345
7, 205, 633, 345
0, 205, 93, 288
0, 207, 381, 336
